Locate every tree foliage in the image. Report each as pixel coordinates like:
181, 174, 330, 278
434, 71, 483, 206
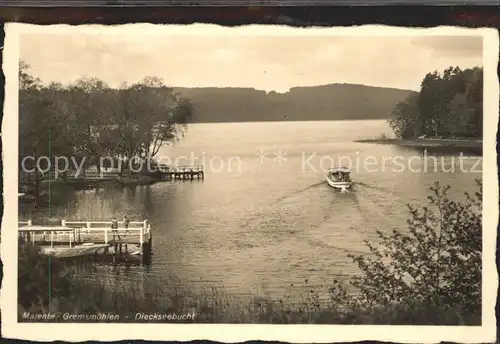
19, 61, 192, 170
387, 93, 420, 139
388, 66, 483, 139
108, 77, 189, 162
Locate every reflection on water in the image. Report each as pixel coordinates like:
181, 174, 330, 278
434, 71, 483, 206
20, 120, 482, 301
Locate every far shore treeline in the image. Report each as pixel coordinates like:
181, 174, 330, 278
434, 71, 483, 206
388, 66, 483, 139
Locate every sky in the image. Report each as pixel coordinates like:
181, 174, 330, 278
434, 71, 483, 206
19, 32, 482, 93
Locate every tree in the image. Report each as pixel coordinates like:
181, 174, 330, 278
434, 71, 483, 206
465, 67, 483, 137
388, 93, 420, 139
390, 66, 483, 139
418, 70, 443, 137
19, 60, 40, 90
19, 61, 44, 158
67, 77, 114, 173
18, 62, 193, 178
109, 77, 192, 169
19, 62, 72, 193
147, 94, 192, 158
19, 63, 78, 159
444, 93, 475, 137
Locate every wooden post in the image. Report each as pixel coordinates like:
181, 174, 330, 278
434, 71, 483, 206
113, 243, 118, 265
28, 220, 32, 226
104, 228, 108, 244
69, 231, 72, 248
61, 220, 66, 246
147, 225, 153, 256
142, 221, 147, 250
86, 222, 91, 234
50, 231, 54, 248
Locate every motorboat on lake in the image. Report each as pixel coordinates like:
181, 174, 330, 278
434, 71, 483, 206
326, 167, 352, 193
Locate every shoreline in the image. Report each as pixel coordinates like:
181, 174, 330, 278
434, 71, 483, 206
355, 138, 483, 150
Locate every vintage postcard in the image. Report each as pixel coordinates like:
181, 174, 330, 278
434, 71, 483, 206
1, 23, 498, 342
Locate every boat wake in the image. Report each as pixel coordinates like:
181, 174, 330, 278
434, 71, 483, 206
353, 181, 403, 199
275, 180, 326, 203
238, 181, 333, 235
351, 182, 409, 229
239, 179, 363, 238
238, 179, 410, 251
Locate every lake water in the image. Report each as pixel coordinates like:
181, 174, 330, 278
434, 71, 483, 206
20, 120, 482, 301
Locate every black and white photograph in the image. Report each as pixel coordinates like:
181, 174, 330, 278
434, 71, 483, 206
1, 24, 498, 342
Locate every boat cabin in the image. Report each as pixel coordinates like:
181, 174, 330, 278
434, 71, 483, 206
328, 167, 351, 182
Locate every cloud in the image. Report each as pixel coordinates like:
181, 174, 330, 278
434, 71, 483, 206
410, 36, 482, 58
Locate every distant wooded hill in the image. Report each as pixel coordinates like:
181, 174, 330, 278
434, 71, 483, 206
174, 84, 416, 123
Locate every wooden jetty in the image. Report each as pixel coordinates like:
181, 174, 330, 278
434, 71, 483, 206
20, 165, 204, 193
44, 165, 204, 182
168, 165, 204, 180
18, 219, 152, 265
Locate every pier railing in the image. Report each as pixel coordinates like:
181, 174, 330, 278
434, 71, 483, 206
41, 171, 119, 181
18, 220, 151, 249
172, 165, 204, 173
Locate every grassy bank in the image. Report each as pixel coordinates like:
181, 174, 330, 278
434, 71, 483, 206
18, 270, 479, 325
